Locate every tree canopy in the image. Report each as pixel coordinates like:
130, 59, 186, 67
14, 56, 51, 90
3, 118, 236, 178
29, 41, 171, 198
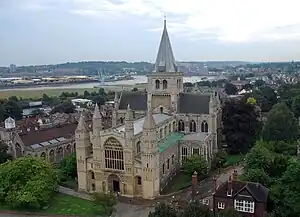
0, 156, 58, 209
224, 83, 238, 95
181, 155, 208, 179
262, 103, 298, 142
222, 99, 261, 154
0, 140, 12, 164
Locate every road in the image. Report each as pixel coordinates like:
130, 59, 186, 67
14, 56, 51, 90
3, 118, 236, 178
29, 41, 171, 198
0, 166, 242, 217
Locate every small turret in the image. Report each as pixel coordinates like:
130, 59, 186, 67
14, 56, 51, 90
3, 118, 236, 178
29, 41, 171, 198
5, 117, 15, 131
125, 104, 133, 121
93, 103, 102, 132
125, 104, 134, 141
112, 92, 119, 127
143, 109, 156, 130
76, 113, 89, 133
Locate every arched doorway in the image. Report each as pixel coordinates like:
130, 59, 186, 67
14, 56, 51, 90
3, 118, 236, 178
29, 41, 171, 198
107, 174, 121, 193
88, 171, 95, 191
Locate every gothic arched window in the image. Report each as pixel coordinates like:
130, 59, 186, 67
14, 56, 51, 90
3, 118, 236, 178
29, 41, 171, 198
178, 120, 184, 131
104, 137, 124, 170
155, 79, 160, 89
201, 121, 209, 133
136, 141, 141, 154
189, 120, 196, 132
163, 80, 168, 89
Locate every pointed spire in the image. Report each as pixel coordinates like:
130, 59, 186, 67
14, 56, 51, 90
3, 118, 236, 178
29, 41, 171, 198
114, 91, 118, 102
125, 104, 133, 120
143, 109, 156, 129
76, 113, 89, 132
93, 103, 101, 119
153, 18, 178, 73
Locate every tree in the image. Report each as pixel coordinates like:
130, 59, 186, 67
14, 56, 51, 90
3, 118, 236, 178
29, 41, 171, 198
92, 192, 116, 215
291, 95, 300, 118
181, 155, 208, 179
0, 156, 58, 209
42, 93, 51, 102
241, 168, 272, 187
0, 103, 5, 122
148, 202, 178, 217
260, 86, 277, 112
262, 103, 298, 142
0, 140, 12, 164
92, 95, 106, 106
217, 208, 242, 217
224, 83, 238, 95
60, 152, 77, 179
181, 202, 211, 217
51, 100, 75, 114
246, 97, 256, 105
4, 100, 22, 120
222, 99, 261, 154
132, 87, 138, 92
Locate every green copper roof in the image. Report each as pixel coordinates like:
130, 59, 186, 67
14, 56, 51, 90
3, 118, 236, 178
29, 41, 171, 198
158, 132, 185, 153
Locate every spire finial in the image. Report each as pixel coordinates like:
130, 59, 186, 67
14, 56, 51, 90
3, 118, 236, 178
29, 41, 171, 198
164, 13, 167, 29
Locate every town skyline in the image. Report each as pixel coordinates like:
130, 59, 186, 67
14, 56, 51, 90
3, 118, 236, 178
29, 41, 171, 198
1, 0, 300, 66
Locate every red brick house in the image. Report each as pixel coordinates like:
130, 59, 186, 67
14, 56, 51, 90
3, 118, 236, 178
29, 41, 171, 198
212, 171, 268, 217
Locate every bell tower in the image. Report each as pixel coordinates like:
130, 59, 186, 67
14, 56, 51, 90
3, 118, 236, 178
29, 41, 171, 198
147, 18, 184, 113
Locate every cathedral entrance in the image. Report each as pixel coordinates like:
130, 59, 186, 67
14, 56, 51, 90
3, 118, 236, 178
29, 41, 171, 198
107, 174, 121, 193
113, 180, 120, 192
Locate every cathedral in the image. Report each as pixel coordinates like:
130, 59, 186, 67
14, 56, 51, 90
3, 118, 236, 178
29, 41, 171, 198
75, 19, 222, 199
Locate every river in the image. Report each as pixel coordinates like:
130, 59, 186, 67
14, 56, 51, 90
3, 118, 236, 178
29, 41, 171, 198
0, 75, 219, 91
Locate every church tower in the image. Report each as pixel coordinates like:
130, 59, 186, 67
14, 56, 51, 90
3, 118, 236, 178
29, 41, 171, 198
147, 18, 184, 113
75, 113, 91, 191
141, 109, 160, 198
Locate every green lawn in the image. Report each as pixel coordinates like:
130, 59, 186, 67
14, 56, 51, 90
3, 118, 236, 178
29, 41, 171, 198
224, 154, 244, 167
0, 193, 106, 216
161, 173, 191, 194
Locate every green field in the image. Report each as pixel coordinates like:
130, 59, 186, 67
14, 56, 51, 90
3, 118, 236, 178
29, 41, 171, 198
0, 193, 106, 216
0, 83, 147, 99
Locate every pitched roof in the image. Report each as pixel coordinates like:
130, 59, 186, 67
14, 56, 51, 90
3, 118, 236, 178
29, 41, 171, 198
152, 19, 178, 73
177, 93, 210, 114
119, 91, 147, 110
214, 180, 268, 203
19, 123, 77, 146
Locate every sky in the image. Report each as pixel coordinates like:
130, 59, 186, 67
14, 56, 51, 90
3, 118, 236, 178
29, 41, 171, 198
0, 0, 300, 66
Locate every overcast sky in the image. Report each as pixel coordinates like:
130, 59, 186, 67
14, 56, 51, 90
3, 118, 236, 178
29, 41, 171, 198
1, 0, 300, 66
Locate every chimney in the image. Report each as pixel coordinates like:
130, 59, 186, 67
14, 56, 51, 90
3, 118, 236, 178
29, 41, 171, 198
212, 176, 217, 194
227, 175, 233, 197
232, 169, 238, 180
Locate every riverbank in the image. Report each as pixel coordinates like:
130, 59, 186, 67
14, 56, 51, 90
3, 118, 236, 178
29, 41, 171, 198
0, 83, 147, 99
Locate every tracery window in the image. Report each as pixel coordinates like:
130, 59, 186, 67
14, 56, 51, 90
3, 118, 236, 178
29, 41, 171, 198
178, 120, 184, 131
155, 79, 160, 89
163, 80, 168, 89
104, 138, 124, 170
189, 120, 196, 132
201, 121, 208, 132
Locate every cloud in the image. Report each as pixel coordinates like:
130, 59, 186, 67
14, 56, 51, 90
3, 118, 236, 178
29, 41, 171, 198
5, 0, 300, 43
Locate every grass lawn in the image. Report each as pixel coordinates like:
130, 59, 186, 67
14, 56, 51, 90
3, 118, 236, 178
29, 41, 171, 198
161, 173, 191, 194
0, 193, 106, 216
0, 88, 100, 99
224, 154, 244, 167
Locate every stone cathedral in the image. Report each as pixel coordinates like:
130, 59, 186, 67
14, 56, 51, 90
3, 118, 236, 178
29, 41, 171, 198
75, 19, 222, 199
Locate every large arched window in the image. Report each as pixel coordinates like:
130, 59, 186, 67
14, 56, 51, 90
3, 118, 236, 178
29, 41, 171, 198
136, 141, 141, 154
41, 152, 46, 160
155, 79, 160, 89
178, 120, 184, 131
173, 121, 176, 132
201, 121, 209, 132
57, 147, 63, 162
104, 138, 124, 170
162, 80, 168, 89
49, 149, 55, 162
189, 120, 197, 132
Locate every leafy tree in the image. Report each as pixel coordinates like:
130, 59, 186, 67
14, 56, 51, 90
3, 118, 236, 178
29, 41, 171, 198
224, 82, 238, 95
181, 202, 211, 217
42, 93, 51, 102
98, 88, 105, 96
0, 103, 5, 121
92, 95, 106, 106
51, 100, 75, 114
240, 168, 272, 187
260, 86, 278, 112
269, 159, 300, 217
132, 87, 138, 92
181, 155, 208, 179
8, 96, 19, 102
262, 103, 298, 142
291, 95, 300, 118
246, 97, 256, 105
148, 202, 178, 217
0, 140, 12, 164
92, 192, 116, 215
217, 208, 242, 217
222, 99, 261, 154
0, 156, 58, 209
4, 100, 22, 120
60, 152, 77, 179
83, 90, 90, 98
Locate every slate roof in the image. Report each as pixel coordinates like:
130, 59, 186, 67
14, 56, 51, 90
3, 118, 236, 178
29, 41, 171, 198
214, 180, 268, 203
20, 123, 77, 146
177, 93, 210, 114
119, 91, 147, 110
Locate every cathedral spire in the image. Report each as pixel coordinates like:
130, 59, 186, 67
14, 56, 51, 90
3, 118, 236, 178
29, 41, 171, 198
153, 18, 178, 73
76, 113, 89, 132
143, 109, 156, 129
93, 103, 101, 119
